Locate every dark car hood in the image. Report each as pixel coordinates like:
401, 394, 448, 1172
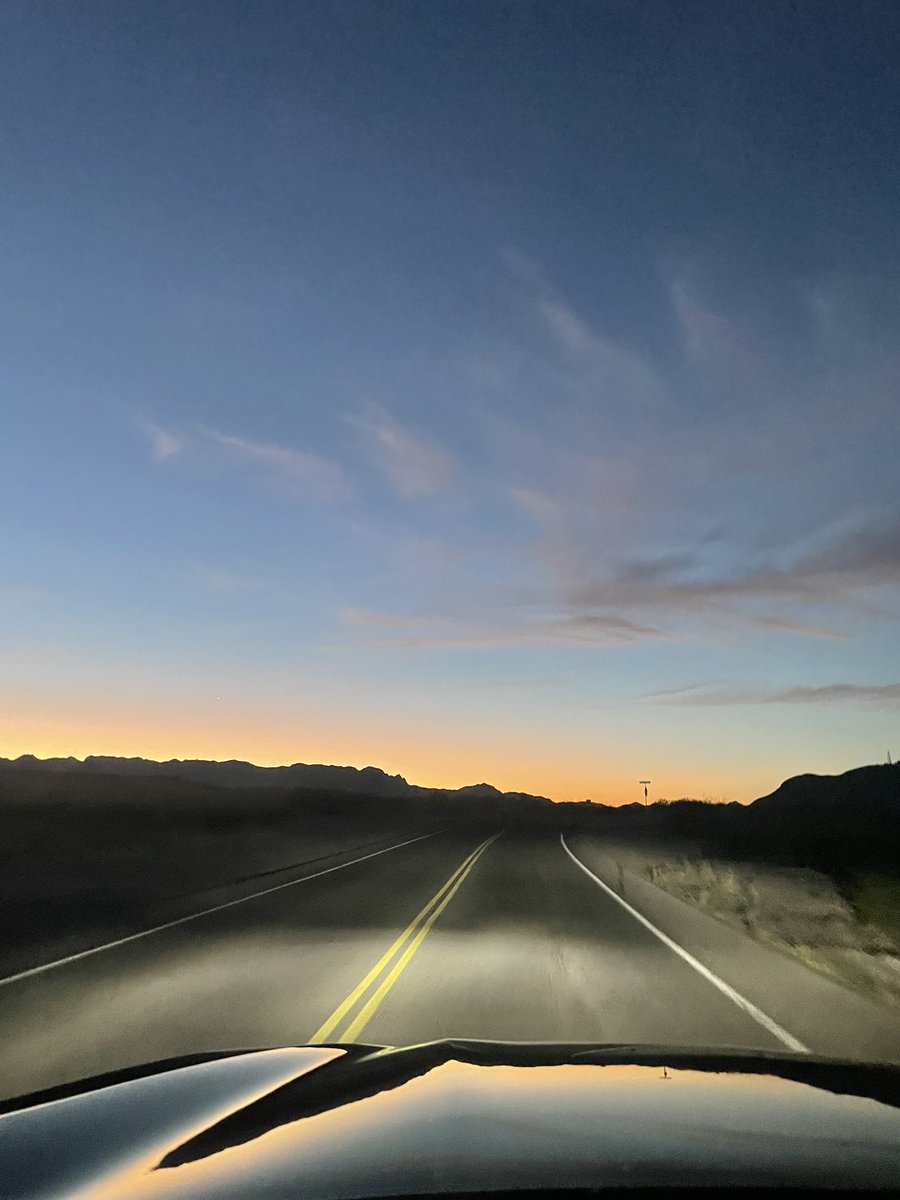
2, 1041, 900, 1197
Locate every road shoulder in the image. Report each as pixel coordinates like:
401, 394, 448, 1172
566, 833, 900, 1062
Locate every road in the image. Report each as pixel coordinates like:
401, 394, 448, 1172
2, 826, 900, 1100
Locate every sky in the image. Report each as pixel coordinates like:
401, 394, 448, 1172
1, 1, 899, 803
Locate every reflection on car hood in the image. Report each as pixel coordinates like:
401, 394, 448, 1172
2, 1041, 900, 1197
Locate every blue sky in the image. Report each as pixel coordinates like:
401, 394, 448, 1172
2, 1, 899, 801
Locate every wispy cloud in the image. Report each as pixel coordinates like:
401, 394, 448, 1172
142, 418, 351, 502
342, 607, 662, 649
345, 405, 454, 498
748, 615, 847, 640
340, 264, 899, 657
144, 422, 184, 462
188, 563, 264, 592
507, 486, 563, 526
200, 426, 352, 501
670, 280, 752, 379
567, 515, 900, 621
475, 675, 565, 691
341, 608, 460, 633
537, 295, 663, 410
450, 495, 899, 650
504, 252, 664, 414
644, 682, 900, 709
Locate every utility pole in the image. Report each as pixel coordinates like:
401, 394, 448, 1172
639, 780, 651, 807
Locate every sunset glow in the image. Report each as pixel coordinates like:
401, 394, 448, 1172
2, 3, 898, 804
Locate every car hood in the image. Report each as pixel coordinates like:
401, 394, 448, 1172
2, 1041, 900, 1197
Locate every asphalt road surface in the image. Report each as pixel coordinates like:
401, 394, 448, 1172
2, 827, 900, 1100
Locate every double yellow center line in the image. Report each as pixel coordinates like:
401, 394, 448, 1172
309, 832, 501, 1044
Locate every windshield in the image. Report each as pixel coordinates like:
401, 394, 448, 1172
1, 0, 899, 1102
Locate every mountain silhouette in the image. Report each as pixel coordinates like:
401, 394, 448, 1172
751, 762, 899, 817
0, 754, 551, 806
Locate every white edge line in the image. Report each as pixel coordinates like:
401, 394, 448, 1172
559, 833, 808, 1054
0, 830, 443, 988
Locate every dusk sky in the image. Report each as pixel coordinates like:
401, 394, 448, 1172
2, 1, 899, 803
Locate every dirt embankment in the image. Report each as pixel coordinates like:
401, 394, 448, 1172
601, 840, 900, 1012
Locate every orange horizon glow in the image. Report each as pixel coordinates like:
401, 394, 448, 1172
0, 707, 781, 805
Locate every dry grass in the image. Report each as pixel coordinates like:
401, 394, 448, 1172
605, 841, 900, 1012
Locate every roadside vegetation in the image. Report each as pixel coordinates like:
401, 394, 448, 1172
556, 763, 900, 1012
594, 840, 900, 1011
4, 756, 897, 1011
849, 874, 900, 947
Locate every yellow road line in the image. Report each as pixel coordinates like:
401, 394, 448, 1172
338, 835, 497, 1041
309, 833, 499, 1045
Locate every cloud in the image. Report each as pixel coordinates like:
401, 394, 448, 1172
144, 420, 351, 501
341, 607, 662, 649
641, 681, 722, 701
749, 615, 847, 640
670, 280, 747, 376
537, 296, 663, 410
199, 426, 351, 501
342, 263, 899, 649
503, 254, 666, 414
145, 422, 184, 462
142, 418, 350, 502
507, 486, 563, 526
345, 406, 454, 498
474, 675, 565, 691
189, 564, 264, 593
643, 682, 900, 709
341, 608, 460, 633
774, 684, 900, 707
567, 514, 900, 618
477, 503, 900, 650
550, 614, 663, 643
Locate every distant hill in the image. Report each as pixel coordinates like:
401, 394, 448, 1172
555, 761, 899, 875
742, 761, 899, 873
0, 754, 551, 807
751, 762, 900, 816
4, 754, 896, 836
